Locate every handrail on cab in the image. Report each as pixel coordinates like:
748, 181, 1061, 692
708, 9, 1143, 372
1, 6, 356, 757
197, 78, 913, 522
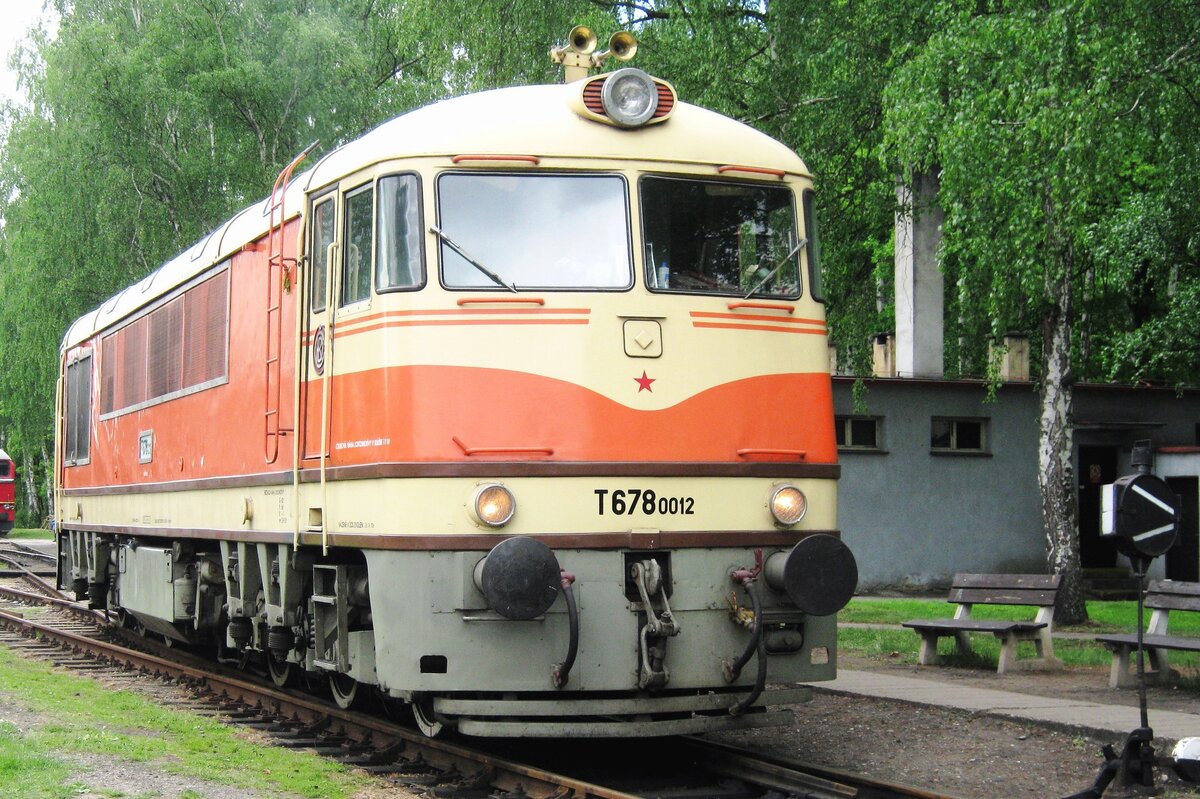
457, 297, 546, 306
453, 436, 555, 457
726, 301, 795, 314
737, 448, 807, 460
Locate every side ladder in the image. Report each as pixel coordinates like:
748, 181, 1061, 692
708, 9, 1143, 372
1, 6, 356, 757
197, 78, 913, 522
263, 141, 318, 464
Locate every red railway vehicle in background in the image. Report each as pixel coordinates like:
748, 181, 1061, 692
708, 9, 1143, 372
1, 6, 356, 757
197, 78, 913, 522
0, 449, 14, 536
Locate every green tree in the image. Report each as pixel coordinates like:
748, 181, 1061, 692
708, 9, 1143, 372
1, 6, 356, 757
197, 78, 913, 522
883, 0, 1200, 622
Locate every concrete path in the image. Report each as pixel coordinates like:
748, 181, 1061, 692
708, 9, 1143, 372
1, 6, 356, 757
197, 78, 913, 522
825, 669, 1200, 741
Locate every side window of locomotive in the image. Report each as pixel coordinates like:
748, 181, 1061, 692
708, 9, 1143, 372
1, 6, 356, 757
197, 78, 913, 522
341, 185, 374, 307
641, 176, 802, 299
64, 354, 93, 466
803, 189, 824, 303
376, 174, 424, 292
437, 173, 631, 290
310, 198, 334, 313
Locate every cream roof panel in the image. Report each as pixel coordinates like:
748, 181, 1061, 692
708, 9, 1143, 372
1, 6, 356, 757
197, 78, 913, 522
63, 82, 808, 351
304, 84, 807, 191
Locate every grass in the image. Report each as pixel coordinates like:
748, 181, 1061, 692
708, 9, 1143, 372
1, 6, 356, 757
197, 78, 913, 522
6, 528, 53, 541
0, 720, 85, 799
0, 645, 381, 798
838, 596, 1200, 673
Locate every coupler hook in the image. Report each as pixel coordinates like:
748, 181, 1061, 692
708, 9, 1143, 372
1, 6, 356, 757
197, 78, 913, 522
551, 570, 578, 688
725, 551, 768, 716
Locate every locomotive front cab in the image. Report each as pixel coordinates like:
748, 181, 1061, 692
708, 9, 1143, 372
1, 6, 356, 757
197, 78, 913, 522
271, 36, 859, 735
282, 63, 857, 734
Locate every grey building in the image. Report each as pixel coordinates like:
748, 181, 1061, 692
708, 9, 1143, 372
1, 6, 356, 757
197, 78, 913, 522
832, 376, 1200, 590
833, 173, 1200, 591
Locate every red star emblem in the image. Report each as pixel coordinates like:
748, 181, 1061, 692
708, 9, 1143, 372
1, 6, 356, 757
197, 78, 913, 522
634, 371, 655, 392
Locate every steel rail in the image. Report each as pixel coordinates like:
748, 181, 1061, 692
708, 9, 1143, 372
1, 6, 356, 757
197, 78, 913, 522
0, 606, 639, 799
0, 552, 68, 595
1, 541, 58, 562
0, 584, 105, 620
679, 737, 966, 799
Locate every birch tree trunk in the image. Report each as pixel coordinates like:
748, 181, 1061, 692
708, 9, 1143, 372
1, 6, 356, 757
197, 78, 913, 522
41, 441, 53, 528
19, 452, 41, 529
1040, 263, 1088, 624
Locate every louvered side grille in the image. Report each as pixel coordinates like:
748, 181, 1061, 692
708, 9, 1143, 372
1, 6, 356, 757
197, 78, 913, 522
583, 79, 606, 115
654, 83, 675, 117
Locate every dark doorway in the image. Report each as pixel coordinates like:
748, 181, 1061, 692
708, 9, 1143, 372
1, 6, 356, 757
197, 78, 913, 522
1078, 446, 1120, 568
1166, 477, 1198, 582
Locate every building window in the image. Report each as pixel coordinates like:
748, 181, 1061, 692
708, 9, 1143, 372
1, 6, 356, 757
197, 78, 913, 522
931, 417, 988, 453
836, 416, 882, 451
100, 269, 229, 418
65, 353, 93, 465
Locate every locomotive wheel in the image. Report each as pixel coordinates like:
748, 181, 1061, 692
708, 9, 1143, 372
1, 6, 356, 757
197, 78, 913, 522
411, 694, 444, 738
267, 653, 293, 688
329, 673, 360, 709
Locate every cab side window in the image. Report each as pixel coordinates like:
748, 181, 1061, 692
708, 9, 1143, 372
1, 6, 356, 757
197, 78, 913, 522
65, 354, 93, 465
376, 174, 423, 291
311, 198, 334, 312
342, 185, 374, 306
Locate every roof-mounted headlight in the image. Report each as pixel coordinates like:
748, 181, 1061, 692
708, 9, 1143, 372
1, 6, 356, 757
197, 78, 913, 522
601, 68, 659, 127
473, 483, 516, 528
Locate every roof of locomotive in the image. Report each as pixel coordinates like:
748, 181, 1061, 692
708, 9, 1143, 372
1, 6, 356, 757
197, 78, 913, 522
62, 81, 809, 350
0, 447, 10, 464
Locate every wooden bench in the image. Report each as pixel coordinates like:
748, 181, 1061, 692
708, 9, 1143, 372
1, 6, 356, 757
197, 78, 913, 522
1096, 579, 1200, 688
902, 573, 1063, 674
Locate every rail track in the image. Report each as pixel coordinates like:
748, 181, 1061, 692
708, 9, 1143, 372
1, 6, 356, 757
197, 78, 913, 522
0, 538, 59, 579
0, 542, 958, 799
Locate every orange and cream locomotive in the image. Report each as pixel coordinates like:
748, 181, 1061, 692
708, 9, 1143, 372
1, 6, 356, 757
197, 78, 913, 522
55, 28, 857, 737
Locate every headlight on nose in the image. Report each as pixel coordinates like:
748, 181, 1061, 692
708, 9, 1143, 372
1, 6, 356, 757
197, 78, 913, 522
473, 483, 516, 528
770, 485, 807, 527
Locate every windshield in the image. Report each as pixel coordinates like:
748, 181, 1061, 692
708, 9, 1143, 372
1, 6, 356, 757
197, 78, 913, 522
437, 173, 632, 290
641, 176, 802, 299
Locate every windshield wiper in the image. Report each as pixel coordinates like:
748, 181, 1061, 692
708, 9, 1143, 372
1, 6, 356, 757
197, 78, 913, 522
429, 224, 517, 292
744, 237, 806, 299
